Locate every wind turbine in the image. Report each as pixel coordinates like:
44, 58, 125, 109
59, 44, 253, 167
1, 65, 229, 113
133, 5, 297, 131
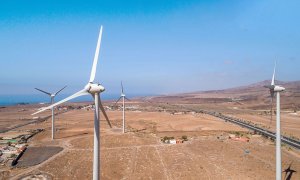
264, 62, 285, 180
283, 162, 296, 180
115, 81, 130, 133
32, 26, 111, 180
35, 86, 67, 140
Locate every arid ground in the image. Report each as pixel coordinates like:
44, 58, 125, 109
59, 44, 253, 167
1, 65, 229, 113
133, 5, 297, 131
0, 100, 299, 180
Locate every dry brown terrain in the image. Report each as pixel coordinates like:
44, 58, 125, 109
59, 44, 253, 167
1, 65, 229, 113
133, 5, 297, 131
148, 80, 300, 110
0, 102, 299, 179
144, 80, 300, 140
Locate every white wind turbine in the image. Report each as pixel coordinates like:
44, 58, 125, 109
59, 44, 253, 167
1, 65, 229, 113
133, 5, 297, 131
264, 62, 285, 180
115, 81, 130, 133
35, 86, 67, 140
32, 26, 111, 180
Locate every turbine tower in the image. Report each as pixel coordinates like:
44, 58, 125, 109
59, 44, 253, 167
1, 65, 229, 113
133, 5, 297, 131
32, 26, 111, 180
115, 81, 130, 133
35, 86, 66, 140
264, 62, 285, 180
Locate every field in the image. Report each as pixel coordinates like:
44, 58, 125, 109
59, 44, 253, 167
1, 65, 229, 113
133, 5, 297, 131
0, 101, 299, 180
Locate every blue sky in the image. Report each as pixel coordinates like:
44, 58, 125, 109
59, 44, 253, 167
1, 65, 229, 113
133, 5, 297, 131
0, 0, 299, 96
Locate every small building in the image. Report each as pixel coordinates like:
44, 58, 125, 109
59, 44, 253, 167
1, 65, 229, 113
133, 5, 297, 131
229, 134, 236, 138
231, 137, 249, 142
169, 139, 176, 144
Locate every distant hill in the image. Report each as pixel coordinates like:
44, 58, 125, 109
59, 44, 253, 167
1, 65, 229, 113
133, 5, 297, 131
146, 80, 300, 111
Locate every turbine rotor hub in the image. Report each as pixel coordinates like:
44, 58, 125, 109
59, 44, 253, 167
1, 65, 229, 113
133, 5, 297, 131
85, 83, 105, 94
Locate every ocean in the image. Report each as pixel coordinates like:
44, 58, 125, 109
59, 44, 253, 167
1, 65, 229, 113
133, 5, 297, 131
0, 93, 152, 106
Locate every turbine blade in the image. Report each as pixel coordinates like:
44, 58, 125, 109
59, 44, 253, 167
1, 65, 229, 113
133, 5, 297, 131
288, 162, 292, 171
35, 88, 51, 96
89, 26, 103, 83
283, 172, 287, 180
121, 81, 124, 94
264, 85, 272, 89
54, 85, 67, 96
283, 162, 293, 179
271, 61, 276, 86
98, 95, 112, 128
125, 97, 131, 101
114, 97, 122, 106
32, 89, 89, 115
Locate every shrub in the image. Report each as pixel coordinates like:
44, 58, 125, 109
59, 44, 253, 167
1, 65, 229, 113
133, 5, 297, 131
10, 154, 17, 158
161, 136, 175, 142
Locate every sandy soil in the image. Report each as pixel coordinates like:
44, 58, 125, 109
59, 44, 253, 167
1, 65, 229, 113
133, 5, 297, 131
0, 104, 299, 180
170, 103, 300, 139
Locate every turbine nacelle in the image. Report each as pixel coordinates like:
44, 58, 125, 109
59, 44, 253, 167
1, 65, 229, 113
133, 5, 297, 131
85, 83, 105, 94
264, 84, 285, 92
115, 82, 130, 106
274, 85, 285, 92
264, 61, 285, 93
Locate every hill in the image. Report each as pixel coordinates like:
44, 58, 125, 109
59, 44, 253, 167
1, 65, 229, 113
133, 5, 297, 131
145, 80, 300, 111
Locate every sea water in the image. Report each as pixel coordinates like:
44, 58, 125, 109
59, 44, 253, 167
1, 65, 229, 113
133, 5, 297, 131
0, 93, 152, 106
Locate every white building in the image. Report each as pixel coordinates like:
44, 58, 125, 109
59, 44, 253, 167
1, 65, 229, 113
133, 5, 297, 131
169, 139, 176, 144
